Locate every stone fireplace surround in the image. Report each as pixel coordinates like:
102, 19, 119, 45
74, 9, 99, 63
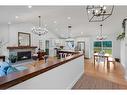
7, 46, 37, 63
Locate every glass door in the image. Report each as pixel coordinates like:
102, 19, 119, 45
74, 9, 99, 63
94, 41, 112, 55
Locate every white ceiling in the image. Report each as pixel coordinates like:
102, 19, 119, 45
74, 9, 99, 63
0, 6, 127, 38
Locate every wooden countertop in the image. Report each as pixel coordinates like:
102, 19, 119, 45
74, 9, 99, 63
58, 50, 79, 54
0, 53, 84, 89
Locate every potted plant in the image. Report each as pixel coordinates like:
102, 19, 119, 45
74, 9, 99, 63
9, 54, 17, 63
122, 18, 127, 32
117, 32, 125, 40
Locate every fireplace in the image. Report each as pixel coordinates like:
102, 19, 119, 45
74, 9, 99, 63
17, 51, 31, 61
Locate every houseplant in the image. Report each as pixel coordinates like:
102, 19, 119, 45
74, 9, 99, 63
117, 32, 125, 40
9, 54, 17, 63
122, 18, 127, 32
117, 18, 126, 40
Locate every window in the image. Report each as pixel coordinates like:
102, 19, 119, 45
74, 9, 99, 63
65, 41, 74, 49
94, 41, 112, 55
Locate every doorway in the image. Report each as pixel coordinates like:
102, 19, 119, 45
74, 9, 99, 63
45, 40, 49, 55
77, 41, 85, 51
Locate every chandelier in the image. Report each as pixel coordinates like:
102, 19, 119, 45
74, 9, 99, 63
97, 24, 107, 40
66, 25, 74, 40
86, 5, 114, 22
32, 16, 48, 36
67, 25, 72, 38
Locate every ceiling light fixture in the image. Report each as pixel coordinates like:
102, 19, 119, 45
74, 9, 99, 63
97, 24, 107, 40
15, 16, 19, 19
54, 21, 57, 24
32, 16, 48, 36
81, 32, 83, 35
28, 5, 32, 8
67, 17, 71, 20
86, 5, 114, 22
8, 22, 11, 24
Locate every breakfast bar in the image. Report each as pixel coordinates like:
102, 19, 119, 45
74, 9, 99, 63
0, 53, 84, 89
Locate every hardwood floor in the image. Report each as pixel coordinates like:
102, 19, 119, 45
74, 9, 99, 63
73, 58, 127, 89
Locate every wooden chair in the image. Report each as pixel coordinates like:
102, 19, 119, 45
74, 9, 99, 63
107, 57, 115, 69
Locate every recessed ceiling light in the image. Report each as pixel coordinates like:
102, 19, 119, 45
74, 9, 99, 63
67, 17, 71, 20
95, 10, 99, 13
54, 21, 57, 24
8, 22, 11, 24
88, 10, 90, 14
15, 16, 19, 18
28, 5, 32, 8
44, 24, 47, 27
103, 6, 106, 10
81, 32, 83, 35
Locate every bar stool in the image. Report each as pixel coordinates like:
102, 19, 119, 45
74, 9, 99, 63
64, 53, 67, 58
59, 53, 63, 59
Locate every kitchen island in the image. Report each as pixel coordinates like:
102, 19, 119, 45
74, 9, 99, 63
0, 53, 84, 89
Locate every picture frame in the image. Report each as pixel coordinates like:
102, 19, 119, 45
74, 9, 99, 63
18, 32, 31, 47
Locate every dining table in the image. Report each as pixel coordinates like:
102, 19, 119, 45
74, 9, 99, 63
94, 53, 110, 65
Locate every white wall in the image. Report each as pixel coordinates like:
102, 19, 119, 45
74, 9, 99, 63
0, 23, 58, 58
120, 40, 126, 67
120, 37, 127, 79
120, 22, 127, 79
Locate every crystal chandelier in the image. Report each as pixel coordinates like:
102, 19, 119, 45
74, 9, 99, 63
97, 24, 107, 40
86, 5, 114, 22
32, 16, 48, 36
68, 25, 72, 38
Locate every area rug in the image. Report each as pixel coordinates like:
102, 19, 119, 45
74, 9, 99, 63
72, 74, 127, 89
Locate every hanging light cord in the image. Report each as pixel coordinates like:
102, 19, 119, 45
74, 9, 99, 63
38, 16, 41, 27
100, 24, 103, 37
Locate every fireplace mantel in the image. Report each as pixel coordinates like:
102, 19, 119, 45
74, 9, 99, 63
7, 46, 37, 50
